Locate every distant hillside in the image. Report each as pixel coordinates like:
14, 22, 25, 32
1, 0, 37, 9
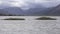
0, 7, 55, 16
0, 4, 60, 16
48, 5, 60, 16
25, 4, 60, 16
0, 7, 24, 16
25, 7, 54, 16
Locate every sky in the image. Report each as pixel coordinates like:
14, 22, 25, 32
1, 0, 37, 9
0, 0, 60, 9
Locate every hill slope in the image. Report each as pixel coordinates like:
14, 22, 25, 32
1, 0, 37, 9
0, 7, 25, 16
48, 5, 60, 16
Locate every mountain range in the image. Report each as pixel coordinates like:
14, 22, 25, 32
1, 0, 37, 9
0, 4, 60, 16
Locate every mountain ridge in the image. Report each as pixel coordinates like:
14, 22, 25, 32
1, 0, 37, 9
0, 4, 60, 16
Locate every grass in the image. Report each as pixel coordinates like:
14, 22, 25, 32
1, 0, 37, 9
3, 18, 25, 20
36, 17, 56, 20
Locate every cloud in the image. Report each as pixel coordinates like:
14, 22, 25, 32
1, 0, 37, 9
0, 1, 2, 4
0, 0, 60, 8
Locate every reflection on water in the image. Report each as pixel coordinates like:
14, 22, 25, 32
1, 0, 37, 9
0, 16, 59, 34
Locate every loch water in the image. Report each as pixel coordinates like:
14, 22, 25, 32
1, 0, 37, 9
0, 16, 59, 34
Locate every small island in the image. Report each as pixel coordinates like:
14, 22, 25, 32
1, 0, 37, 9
3, 18, 25, 20
36, 17, 56, 20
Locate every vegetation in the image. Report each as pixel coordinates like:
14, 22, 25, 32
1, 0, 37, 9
36, 17, 56, 20
3, 18, 25, 20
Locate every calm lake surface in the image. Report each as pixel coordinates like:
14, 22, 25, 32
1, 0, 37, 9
0, 16, 60, 34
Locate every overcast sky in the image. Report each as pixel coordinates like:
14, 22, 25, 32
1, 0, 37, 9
0, 0, 60, 9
